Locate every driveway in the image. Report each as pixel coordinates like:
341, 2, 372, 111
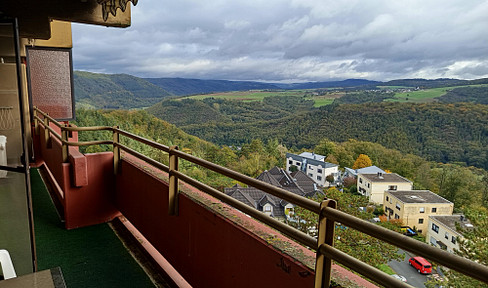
388, 250, 428, 288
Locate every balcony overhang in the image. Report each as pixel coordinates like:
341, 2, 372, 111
1, 0, 137, 39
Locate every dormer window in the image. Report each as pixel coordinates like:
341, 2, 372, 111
389, 185, 397, 190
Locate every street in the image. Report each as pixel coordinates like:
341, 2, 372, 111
388, 250, 429, 288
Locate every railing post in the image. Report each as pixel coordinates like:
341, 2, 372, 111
61, 124, 69, 163
33, 106, 39, 135
315, 199, 337, 288
43, 113, 51, 148
168, 145, 179, 216
113, 126, 120, 175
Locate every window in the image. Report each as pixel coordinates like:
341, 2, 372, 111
288, 160, 293, 164
445, 232, 449, 239
359, 178, 363, 184
317, 176, 322, 181
394, 214, 400, 219
317, 168, 322, 173
389, 185, 398, 190
264, 205, 271, 212
451, 236, 456, 244
386, 196, 389, 202
308, 173, 313, 177
432, 223, 439, 233
296, 162, 301, 166
418, 218, 424, 224
418, 229, 422, 233
420, 207, 425, 213
432, 207, 437, 213
309, 165, 313, 170
395, 203, 401, 210
367, 183, 370, 188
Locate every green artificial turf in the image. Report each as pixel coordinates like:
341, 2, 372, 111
31, 168, 155, 288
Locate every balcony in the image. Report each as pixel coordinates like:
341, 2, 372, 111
1, 107, 487, 287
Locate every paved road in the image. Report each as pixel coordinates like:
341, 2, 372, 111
388, 250, 428, 288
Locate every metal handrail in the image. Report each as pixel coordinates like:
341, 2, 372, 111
32, 106, 488, 287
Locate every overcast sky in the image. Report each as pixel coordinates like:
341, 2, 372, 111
72, 0, 488, 82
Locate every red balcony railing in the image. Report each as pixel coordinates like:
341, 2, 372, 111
33, 106, 488, 288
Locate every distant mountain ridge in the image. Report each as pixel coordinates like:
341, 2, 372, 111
144, 77, 281, 96
73, 70, 488, 109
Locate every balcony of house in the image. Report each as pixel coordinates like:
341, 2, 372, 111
4, 106, 486, 288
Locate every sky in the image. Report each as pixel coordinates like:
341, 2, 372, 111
72, 0, 488, 82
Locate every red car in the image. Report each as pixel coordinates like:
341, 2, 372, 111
409, 256, 432, 274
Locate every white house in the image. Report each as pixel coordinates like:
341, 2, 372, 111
357, 172, 413, 204
285, 152, 339, 187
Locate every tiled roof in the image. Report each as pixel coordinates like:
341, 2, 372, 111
225, 166, 322, 217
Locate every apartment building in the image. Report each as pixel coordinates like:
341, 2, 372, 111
384, 190, 454, 235
357, 172, 413, 204
285, 152, 339, 187
427, 215, 473, 253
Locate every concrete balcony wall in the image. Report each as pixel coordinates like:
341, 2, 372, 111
34, 124, 120, 229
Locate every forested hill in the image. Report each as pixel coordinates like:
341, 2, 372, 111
74, 71, 173, 109
151, 100, 488, 169
144, 78, 281, 96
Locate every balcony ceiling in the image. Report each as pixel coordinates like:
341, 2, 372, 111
0, 0, 137, 39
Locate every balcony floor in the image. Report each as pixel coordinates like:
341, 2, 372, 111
31, 168, 156, 288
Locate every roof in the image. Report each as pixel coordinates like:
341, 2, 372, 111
388, 190, 452, 204
356, 166, 385, 174
360, 173, 412, 183
430, 215, 474, 234
299, 152, 326, 161
286, 152, 338, 169
225, 166, 322, 216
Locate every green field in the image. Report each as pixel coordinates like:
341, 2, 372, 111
386, 84, 488, 103
186, 89, 341, 107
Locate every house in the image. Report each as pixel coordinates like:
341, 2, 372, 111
383, 190, 454, 235
357, 172, 412, 204
285, 152, 339, 186
343, 166, 385, 179
225, 167, 321, 218
427, 215, 474, 253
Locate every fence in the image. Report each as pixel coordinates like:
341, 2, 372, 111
33, 106, 488, 288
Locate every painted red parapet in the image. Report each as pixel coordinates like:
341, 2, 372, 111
115, 156, 316, 288
33, 124, 120, 229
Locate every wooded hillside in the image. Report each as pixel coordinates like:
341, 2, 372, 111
149, 100, 488, 170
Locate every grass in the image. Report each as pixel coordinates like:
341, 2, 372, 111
311, 98, 335, 107
377, 264, 396, 275
31, 168, 155, 288
187, 90, 308, 101
386, 84, 488, 103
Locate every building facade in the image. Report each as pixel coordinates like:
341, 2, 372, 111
383, 190, 454, 235
357, 172, 413, 204
285, 152, 339, 187
427, 215, 473, 253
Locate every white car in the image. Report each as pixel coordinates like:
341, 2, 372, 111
391, 274, 407, 282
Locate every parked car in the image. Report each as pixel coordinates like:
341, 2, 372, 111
391, 274, 407, 282
409, 256, 432, 274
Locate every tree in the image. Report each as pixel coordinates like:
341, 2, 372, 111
326, 174, 335, 184
292, 188, 403, 268
315, 138, 336, 157
352, 154, 373, 169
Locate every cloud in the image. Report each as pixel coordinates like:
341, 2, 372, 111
72, 0, 488, 81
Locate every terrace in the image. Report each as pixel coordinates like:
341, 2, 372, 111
1, 1, 488, 287
2, 106, 487, 287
